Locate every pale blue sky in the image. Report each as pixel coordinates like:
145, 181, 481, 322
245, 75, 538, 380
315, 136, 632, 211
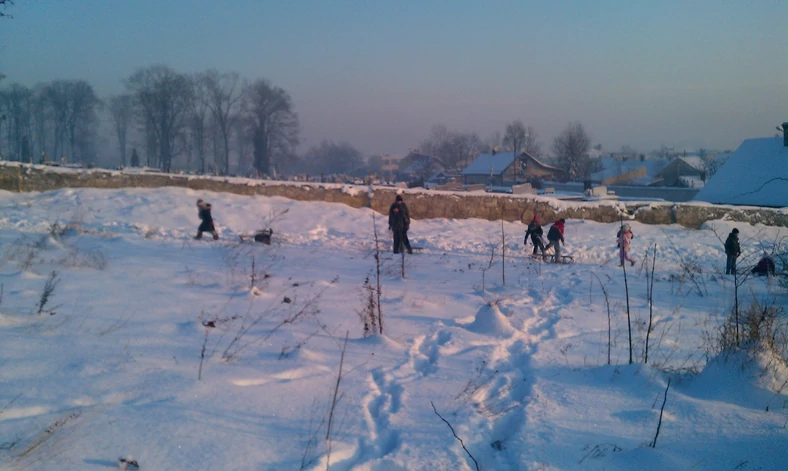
1, 0, 785, 156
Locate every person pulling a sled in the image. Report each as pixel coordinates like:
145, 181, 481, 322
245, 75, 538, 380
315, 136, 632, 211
388, 194, 413, 254
524, 215, 545, 256
724, 228, 741, 275
617, 224, 636, 267
546, 218, 565, 263
195, 199, 219, 240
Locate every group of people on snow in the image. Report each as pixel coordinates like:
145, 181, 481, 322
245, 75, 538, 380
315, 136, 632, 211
192, 197, 778, 278
724, 228, 776, 277
524, 216, 567, 263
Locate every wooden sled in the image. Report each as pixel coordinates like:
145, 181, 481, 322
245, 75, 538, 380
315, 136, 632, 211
528, 252, 574, 264
239, 229, 273, 245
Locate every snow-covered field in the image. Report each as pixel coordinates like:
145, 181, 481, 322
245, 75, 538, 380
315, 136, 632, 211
0, 187, 786, 471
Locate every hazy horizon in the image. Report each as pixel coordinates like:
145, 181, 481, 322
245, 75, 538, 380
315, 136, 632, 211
1, 0, 786, 157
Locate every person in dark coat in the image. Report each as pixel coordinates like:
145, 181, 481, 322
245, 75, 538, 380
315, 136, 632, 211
388, 194, 412, 254
546, 218, 565, 263
195, 199, 219, 240
524, 216, 545, 255
724, 228, 740, 275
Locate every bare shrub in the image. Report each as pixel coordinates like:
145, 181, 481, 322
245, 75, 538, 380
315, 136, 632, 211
481, 245, 496, 293
221, 277, 337, 361
37, 271, 60, 315
357, 275, 378, 337
704, 298, 788, 364
2, 235, 45, 270
58, 247, 108, 270
664, 231, 708, 297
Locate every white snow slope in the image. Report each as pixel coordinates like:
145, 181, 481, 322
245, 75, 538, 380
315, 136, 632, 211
0, 187, 787, 471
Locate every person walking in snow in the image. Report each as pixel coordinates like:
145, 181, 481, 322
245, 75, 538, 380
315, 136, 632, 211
724, 228, 741, 275
546, 218, 565, 263
388, 194, 413, 254
195, 199, 219, 241
524, 215, 546, 256
617, 224, 636, 267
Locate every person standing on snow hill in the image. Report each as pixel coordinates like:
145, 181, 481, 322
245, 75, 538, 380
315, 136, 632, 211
724, 228, 741, 275
524, 216, 545, 255
546, 218, 565, 263
617, 224, 636, 267
388, 194, 413, 254
195, 199, 219, 241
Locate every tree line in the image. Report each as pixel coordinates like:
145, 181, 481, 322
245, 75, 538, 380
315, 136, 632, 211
406, 120, 592, 180
0, 64, 595, 180
0, 66, 299, 177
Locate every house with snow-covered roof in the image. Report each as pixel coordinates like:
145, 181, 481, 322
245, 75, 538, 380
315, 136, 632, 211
655, 156, 706, 187
694, 126, 788, 208
461, 151, 565, 187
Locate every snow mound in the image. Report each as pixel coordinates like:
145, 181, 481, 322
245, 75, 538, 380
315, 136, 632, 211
354, 333, 406, 351
682, 351, 788, 409
465, 302, 515, 336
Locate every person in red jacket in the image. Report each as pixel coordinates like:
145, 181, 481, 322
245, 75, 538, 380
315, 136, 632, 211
546, 218, 565, 263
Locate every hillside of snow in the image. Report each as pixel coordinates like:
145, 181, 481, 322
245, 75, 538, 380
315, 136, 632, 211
0, 187, 786, 470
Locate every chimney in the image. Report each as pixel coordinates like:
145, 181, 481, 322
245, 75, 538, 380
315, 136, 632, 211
783, 122, 788, 147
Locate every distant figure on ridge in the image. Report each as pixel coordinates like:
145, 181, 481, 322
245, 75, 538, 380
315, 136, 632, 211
388, 194, 412, 254
195, 199, 219, 241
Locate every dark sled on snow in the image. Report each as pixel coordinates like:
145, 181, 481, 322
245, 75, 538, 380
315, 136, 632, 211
529, 252, 574, 264
239, 229, 273, 245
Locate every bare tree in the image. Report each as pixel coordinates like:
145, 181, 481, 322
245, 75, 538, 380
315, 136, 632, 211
0, 83, 32, 161
553, 121, 591, 181
30, 87, 49, 161
65, 80, 100, 164
108, 94, 133, 167
502, 120, 526, 154
417, 125, 489, 171
418, 124, 451, 158
503, 120, 542, 157
42, 81, 69, 161
39, 80, 100, 164
304, 140, 363, 175
189, 73, 211, 174
246, 79, 299, 177
125, 65, 194, 172
234, 112, 253, 175
451, 131, 488, 170
203, 70, 244, 176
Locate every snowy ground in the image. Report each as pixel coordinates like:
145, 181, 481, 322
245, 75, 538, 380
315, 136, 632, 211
0, 187, 786, 471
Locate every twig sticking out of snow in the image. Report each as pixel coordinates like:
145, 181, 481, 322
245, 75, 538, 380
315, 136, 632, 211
431, 401, 480, 471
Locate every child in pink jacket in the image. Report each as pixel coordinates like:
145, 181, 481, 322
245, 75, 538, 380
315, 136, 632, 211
617, 224, 635, 267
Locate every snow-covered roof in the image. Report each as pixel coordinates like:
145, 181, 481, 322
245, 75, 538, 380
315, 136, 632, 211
694, 137, 788, 208
462, 152, 518, 176
677, 156, 705, 171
